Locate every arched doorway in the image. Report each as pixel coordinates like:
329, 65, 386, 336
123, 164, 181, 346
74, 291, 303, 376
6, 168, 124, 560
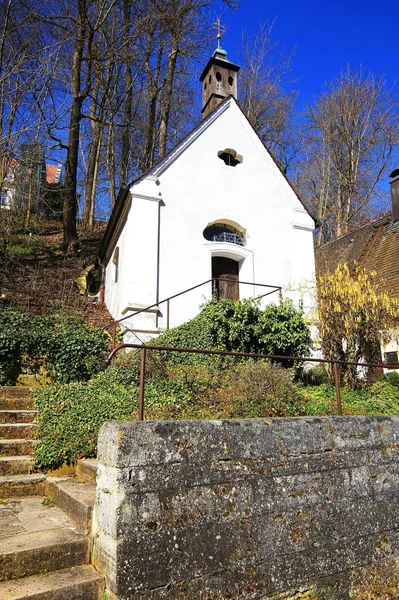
212, 256, 239, 301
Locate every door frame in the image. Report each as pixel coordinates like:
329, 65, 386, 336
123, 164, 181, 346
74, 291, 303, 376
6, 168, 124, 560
204, 244, 256, 301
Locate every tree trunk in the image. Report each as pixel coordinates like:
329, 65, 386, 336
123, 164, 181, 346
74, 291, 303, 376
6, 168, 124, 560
106, 123, 117, 208
83, 122, 103, 228
120, 0, 133, 186
63, 0, 87, 249
159, 37, 179, 158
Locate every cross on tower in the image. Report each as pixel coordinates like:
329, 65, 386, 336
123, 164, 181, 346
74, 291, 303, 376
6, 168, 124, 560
213, 17, 226, 48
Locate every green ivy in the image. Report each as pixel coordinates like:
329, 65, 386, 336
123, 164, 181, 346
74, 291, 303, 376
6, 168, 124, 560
151, 298, 311, 367
0, 307, 108, 384
34, 380, 138, 470
303, 380, 399, 416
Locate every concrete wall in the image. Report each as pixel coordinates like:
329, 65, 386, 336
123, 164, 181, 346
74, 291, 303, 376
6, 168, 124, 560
93, 417, 399, 599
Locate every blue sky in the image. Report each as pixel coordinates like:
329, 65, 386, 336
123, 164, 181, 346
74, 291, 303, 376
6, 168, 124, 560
219, 0, 397, 109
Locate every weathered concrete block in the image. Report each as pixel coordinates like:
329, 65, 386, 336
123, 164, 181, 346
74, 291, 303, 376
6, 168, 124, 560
93, 417, 399, 599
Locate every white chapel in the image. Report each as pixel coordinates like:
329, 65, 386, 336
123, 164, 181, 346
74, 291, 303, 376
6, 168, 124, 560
98, 44, 316, 341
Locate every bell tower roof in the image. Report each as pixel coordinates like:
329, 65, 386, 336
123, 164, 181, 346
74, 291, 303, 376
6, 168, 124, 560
199, 44, 240, 119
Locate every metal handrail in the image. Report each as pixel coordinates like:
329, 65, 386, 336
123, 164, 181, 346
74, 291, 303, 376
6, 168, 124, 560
105, 342, 398, 421
101, 278, 282, 347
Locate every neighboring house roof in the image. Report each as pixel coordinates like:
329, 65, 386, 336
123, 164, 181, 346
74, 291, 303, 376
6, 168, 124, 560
46, 164, 62, 184
99, 96, 314, 263
315, 212, 399, 297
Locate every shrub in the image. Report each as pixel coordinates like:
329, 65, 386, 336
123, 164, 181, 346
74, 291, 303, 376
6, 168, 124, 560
224, 361, 305, 417
256, 300, 312, 360
381, 371, 399, 388
144, 361, 305, 420
34, 358, 307, 469
0, 307, 108, 384
303, 363, 330, 386
100, 349, 168, 386
153, 298, 311, 367
34, 361, 399, 470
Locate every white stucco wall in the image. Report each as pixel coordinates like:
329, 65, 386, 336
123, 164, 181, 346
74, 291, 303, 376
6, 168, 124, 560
104, 99, 315, 340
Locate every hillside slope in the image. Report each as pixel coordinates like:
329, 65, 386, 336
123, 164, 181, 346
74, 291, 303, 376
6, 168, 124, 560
0, 216, 112, 328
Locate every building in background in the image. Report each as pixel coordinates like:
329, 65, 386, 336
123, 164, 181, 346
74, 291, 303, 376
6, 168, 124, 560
315, 169, 399, 363
0, 144, 62, 213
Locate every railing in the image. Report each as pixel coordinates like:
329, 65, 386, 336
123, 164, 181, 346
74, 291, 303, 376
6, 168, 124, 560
105, 343, 399, 421
101, 278, 282, 348
211, 232, 244, 246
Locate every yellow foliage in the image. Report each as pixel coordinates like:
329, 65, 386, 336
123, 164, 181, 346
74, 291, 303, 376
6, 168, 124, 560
317, 263, 399, 384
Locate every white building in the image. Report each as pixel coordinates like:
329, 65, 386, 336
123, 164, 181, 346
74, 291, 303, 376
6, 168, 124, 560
98, 46, 316, 342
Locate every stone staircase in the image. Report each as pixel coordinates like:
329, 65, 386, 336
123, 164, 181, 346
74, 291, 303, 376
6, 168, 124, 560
0, 387, 103, 599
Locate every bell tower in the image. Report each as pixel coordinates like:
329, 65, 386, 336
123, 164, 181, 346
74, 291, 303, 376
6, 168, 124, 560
199, 21, 240, 119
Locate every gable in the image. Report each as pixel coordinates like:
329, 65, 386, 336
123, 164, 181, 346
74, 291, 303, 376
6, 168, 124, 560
139, 97, 311, 217
99, 97, 314, 263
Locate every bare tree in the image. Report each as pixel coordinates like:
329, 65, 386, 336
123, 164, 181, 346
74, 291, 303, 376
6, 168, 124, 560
299, 68, 398, 245
239, 22, 299, 175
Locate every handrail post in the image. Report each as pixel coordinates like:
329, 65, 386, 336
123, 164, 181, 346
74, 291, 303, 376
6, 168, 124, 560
166, 299, 170, 330
138, 346, 146, 421
333, 362, 343, 416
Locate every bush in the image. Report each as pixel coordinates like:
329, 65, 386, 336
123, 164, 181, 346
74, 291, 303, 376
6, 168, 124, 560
139, 360, 305, 420
0, 307, 109, 384
303, 363, 330, 386
381, 371, 399, 388
223, 361, 305, 418
153, 298, 311, 367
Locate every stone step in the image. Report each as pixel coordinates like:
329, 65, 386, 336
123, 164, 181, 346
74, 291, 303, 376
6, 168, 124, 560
0, 423, 39, 440
76, 458, 98, 483
0, 397, 34, 411
0, 456, 35, 476
0, 564, 103, 600
0, 439, 38, 457
46, 477, 96, 535
0, 410, 37, 424
0, 387, 32, 399
0, 527, 89, 581
0, 474, 46, 497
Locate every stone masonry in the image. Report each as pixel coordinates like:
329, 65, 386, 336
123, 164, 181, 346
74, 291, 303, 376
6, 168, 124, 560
93, 417, 399, 599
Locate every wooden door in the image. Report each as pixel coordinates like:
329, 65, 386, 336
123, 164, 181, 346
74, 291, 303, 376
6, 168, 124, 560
212, 257, 239, 301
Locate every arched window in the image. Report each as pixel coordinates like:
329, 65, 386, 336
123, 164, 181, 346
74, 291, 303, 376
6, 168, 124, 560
203, 222, 245, 246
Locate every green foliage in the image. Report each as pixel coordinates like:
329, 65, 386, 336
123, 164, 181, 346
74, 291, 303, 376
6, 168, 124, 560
222, 361, 305, 418
34, 350, 399, 470
34, 358, 307, 470
8, 238, 40, 256
381, 371, 399, 388
303, 380, 399, 416
303, 363, 330, 386
0, 307, 108, 384
34, 380, 138, 471
153, 298, 311, 366
256, 301, 312, 359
